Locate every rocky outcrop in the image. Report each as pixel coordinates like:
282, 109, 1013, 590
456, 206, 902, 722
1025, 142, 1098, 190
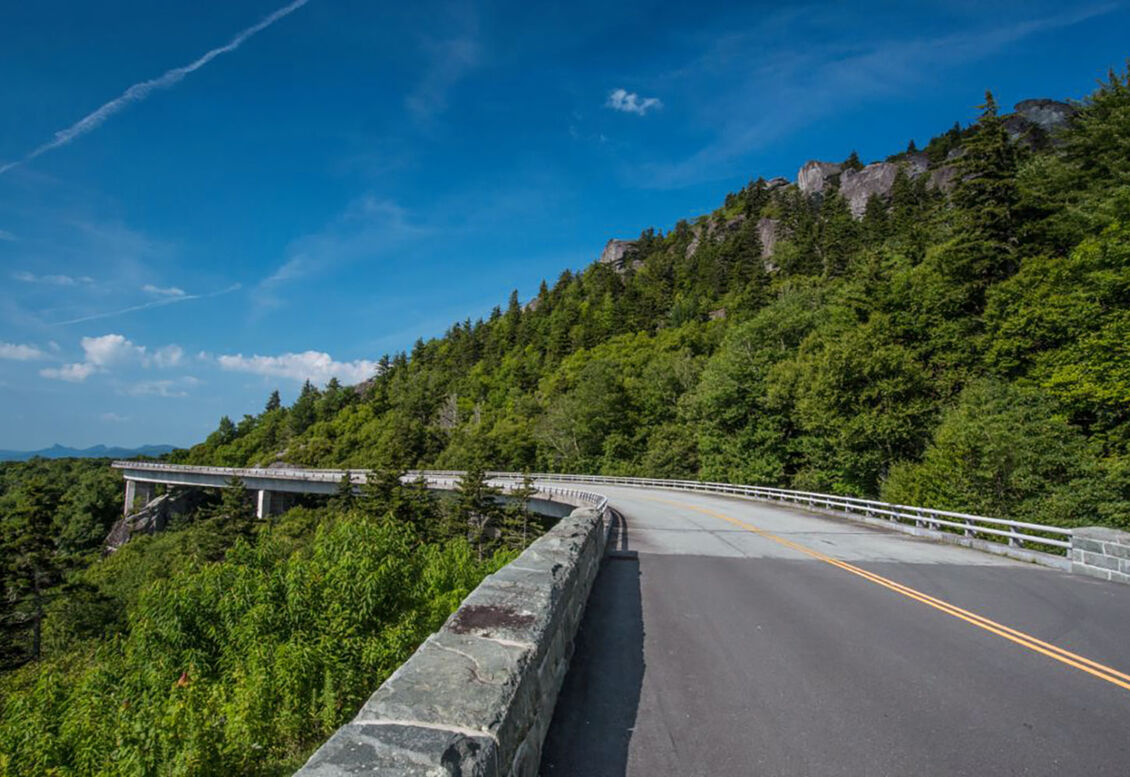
905, 152, 930, 177
758, 217, 779, 258
797, 161, 842, 195
1014, 99, 1075, 133
764, 176, 790, 191
598, 239, 640, 272
840, 162, 899, 218
104, 488, 206, 551
928, 165, 959, 193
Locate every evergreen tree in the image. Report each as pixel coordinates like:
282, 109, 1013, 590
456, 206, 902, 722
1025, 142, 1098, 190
265, 390, 281, 412
332, 471, 356, 511
951, 91, 1021, 283
454, 462, 501, 559
500, 473, 538, 550
0, 476, 61, 663
290, 380, 319, 436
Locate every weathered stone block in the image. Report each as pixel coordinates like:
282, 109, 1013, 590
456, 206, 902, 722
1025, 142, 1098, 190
1079, 550, 1121, 571
296, 722, 498, 776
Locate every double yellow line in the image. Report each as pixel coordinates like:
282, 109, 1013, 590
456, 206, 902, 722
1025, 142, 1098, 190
647, 495, 1130, 693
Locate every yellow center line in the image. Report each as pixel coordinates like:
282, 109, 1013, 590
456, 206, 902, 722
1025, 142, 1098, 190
641, 493, 1130, 693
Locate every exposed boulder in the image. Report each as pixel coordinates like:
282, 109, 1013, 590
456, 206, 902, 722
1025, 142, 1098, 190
797, 161, 842, 196
1014, 99, 1075, 133
764, 176, 791, 191
598, 239, 640, 272
840, 162, 899, 218
104, 488, 207, 552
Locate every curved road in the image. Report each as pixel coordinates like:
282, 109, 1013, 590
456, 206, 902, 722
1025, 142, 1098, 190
539, 485, 1130, 776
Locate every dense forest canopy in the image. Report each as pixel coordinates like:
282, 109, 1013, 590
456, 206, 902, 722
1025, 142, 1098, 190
180, 70, 1130, 530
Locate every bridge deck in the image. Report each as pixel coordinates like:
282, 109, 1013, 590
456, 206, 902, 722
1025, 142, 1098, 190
540, 485, 1130, 776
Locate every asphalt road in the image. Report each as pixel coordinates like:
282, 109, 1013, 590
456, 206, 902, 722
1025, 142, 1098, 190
539, 485, 1130, 777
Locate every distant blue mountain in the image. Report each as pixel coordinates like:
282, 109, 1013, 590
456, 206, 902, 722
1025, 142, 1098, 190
0, 443, 176, 462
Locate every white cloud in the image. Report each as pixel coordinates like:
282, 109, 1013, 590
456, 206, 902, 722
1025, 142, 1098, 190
38, 333, 184, 382
0, 342, 46, 361
100, 412, 128, 422
142, 284, 186, 297
82, 333, 144, 367
0, 229, 15, 241
606, 88, 662, 116
40, 362, 97, 382
0, 0, 312, 176
216, 350, 379, 385
13, 271, 94, 286
152, 344, 184, 368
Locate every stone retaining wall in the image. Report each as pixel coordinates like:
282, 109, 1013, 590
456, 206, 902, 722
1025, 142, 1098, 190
1071, 527, 1130, 585
294, 503, 610, 776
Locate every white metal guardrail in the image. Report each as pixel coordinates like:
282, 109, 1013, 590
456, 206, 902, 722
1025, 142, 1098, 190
417, 470, 1074, 555
113, 462, 1070, 554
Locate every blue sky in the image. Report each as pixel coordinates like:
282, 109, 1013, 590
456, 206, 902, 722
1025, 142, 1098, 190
1, 0, 1127, 450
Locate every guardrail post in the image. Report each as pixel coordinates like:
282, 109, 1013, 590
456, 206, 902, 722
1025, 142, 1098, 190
964, 518, 973, 538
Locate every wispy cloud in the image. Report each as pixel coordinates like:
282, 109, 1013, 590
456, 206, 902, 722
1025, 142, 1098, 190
0, 230, 16, 241
645, 2, 1118, 187
14, 271, 94, 286
120, 376, 200, 398
142, 284, 186, 297
405, 5, 480, 124
0, 342, 46, 361
40, 362, 97, 382
216, 350, 379, 385
100, 412, 129, 422
606, 88, 662, 116
51, 283, 241, 326
254, 197, 424, 313
0, 0, 312, 176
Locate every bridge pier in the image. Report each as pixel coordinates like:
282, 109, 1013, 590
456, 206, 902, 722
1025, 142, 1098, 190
122, 480, 156, 516
256, 489, 272, 519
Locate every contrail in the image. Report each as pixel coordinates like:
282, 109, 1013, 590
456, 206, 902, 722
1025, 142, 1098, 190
51, 283, 242, 326
0, 0, 310, 176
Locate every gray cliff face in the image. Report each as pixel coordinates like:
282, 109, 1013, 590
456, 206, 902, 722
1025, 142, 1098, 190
840, 162, 899, 218
797, 161, 843, 195
598, 239, 640, 272
1014, 99, 1075, 132
758, 217, 779, 259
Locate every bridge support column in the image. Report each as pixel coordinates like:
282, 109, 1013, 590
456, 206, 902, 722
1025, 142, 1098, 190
123, 480, 136, 516
257, 489, 272, 519
137, 482, 155, 505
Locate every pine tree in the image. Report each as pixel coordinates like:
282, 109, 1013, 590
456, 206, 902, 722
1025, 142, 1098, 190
454, 462, 501, 559
0, 476, 62, 662
265, 390, 281, 412
289, 380, 319, 436
500, 473, 538, 550
952, 90, 1020, 282
332, 471, 356, 511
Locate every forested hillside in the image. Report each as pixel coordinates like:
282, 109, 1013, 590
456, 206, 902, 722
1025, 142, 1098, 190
180, 70, 1130, 531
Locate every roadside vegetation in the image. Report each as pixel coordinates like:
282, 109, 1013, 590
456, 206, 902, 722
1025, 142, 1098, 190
0, 463, 541, 775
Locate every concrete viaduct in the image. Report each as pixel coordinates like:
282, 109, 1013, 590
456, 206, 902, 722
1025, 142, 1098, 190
111, 461, 1130, 776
